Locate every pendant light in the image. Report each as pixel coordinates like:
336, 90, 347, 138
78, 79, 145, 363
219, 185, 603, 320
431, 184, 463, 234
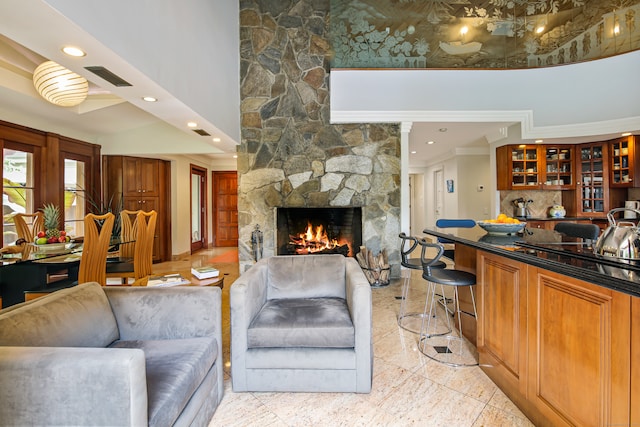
32, 60, 88, 107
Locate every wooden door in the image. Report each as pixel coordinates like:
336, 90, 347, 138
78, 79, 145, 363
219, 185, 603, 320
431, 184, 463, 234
190, 165, 206, 253
212, 171, 238, 247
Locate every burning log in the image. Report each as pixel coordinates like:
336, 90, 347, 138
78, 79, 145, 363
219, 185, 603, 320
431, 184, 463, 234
356, 246, 390, 286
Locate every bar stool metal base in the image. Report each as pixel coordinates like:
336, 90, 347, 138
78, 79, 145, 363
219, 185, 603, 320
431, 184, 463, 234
398, 268, 451, 335
418, 282, 478, 367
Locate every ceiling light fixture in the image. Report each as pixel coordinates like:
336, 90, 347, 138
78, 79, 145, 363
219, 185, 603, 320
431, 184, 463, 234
410, 150, 417, 154
62, 46, 86, 57
535, 139, 543, 143
439, 128, 447, 132
427, 140, 435, 145
233, 155, 238, 159
32, 60, 88, 107
621, 132, 632, 137
142, 96, 157, 102
535, 25, 545, 34
187, 121, 198, 128
212, 137, 221, 142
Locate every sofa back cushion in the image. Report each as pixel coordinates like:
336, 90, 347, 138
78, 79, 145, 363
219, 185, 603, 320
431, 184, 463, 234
0, 282, 119, 347
267, 255, 346, 299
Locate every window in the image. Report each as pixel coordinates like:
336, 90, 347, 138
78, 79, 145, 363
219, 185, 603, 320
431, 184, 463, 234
2, 146, 35, 246
63, 158, 86, 237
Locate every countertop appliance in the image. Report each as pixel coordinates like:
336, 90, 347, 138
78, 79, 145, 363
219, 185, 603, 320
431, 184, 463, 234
593, 208, 640, 260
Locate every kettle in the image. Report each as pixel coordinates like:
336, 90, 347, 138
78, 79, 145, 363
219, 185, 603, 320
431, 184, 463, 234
593, 208, 640, 260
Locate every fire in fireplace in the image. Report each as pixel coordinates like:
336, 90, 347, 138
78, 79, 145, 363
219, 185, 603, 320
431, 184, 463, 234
276, 207, 362, 257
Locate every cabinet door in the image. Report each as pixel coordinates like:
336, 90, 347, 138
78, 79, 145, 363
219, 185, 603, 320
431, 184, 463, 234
509, 145, 541, 189
575, 142, 609, 217
527, 268, 631, 427
477, 251, 527, 395
541, 145, 574, 189
610, 135, 638, 188
138, 158, 160, 197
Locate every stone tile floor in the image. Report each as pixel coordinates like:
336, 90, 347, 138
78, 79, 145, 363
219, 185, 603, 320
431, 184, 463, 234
156, 249, 534, 426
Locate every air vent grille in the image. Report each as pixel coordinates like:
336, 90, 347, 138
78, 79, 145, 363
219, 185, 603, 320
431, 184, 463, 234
84, 66, 132, 87
193, 129, 210, 136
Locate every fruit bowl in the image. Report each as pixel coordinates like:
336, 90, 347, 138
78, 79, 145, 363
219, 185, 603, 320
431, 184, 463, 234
477, 221, 526, 235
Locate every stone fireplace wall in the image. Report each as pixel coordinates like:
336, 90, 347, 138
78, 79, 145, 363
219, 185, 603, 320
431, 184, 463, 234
238, 1, 400, 272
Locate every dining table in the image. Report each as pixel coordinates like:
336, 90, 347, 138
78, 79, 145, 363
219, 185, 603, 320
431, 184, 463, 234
0, 241, 131, 308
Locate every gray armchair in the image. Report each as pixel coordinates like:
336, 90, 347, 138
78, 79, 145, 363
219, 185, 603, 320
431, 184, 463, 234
230, 254, 372, 393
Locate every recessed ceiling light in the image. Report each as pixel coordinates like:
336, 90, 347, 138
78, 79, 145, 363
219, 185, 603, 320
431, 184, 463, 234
62, 46, 86, 57
536, 26, 545, 34
535, 139, 543, 143
187, 122, 198, 128
621, 132, 632, 137
212, 137, 221, 142
233, 155, 238, 159
410, 150, 417, 154
427, 140, 435, 145
142, 96, 157, 102
439, 128, 447, 132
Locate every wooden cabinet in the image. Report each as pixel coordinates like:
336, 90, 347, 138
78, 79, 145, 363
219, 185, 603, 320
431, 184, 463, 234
477, 249, 635, 426
477, 251, 528, 398
103, 155, 171, 262
122, 157, 161, 197
541, 145, 574, 189
610, 134, 639, 188
497, 145, 541, 190
497, 144, 574, 190
526, 267, 631, 427
563, 141, 626, 218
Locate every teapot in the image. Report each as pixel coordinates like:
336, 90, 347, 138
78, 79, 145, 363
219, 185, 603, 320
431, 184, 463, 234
549, 205, 566, 218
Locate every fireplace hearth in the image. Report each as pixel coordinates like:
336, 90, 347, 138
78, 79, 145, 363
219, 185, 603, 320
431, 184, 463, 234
276, 207, 362, 257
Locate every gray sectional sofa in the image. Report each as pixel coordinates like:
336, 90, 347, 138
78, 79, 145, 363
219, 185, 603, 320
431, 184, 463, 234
0, 282, 223, 426
230, 254, 373, 393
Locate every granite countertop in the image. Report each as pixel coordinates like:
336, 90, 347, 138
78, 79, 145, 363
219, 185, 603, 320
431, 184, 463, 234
422, 226, 640, 298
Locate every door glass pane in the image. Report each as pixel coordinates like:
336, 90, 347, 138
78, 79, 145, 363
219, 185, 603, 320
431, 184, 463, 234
191, 174, 201, 243
3, 149, 34, 246
64, 159, 85, 237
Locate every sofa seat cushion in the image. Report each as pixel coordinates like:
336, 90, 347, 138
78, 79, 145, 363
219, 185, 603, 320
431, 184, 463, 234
248, 297, 354, 348
109, 337, 218, 427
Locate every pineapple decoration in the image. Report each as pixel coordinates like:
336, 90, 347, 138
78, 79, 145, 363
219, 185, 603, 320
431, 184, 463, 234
35, 203, 69, 245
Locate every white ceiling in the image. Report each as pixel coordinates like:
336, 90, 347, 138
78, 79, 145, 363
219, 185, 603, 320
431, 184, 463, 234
0, 2, 634, 169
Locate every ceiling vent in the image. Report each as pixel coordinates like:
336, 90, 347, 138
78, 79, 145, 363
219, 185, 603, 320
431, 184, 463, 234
192, 129, 210, 136
84, 66, 132, 87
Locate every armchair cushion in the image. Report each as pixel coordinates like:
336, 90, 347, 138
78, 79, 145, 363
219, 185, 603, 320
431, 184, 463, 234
247, 297, 355, 348
267, 255, 346, 299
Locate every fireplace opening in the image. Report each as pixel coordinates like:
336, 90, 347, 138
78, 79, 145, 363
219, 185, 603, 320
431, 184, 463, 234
276, 207, 362, 257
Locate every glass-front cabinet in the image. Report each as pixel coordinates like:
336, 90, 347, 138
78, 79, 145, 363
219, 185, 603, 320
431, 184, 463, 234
610, 135, 639, 188
542, 145, 573, 189
497, 145, 541, 190
577, 143, 607, 215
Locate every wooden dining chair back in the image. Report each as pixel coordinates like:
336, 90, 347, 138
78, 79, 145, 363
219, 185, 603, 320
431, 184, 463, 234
118, 209, 140, 260
12, 212, 44, 260
78, 212, 114, 286
132, 210, 157, 281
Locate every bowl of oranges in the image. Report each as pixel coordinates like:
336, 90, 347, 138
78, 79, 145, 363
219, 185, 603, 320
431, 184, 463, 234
477, 214, 526, 235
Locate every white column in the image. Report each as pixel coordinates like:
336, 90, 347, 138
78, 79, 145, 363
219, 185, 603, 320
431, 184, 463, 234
400, 121, 412, 234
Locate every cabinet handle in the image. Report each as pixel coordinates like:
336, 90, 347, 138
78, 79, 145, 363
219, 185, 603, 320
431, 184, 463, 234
138, 189, 142, 193
138, 200, 142, 204
142, 190, 146, 193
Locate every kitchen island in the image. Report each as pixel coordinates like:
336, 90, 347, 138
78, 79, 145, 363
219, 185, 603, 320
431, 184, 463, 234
422, 226, 639, 427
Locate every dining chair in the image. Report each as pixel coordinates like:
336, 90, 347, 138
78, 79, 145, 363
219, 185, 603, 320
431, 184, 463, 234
11, 212, 44, 260
106, 210, 157, 285
78, 212, 115, 286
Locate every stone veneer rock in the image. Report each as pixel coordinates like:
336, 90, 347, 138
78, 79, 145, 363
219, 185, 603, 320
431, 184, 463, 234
238, 0, 400, 273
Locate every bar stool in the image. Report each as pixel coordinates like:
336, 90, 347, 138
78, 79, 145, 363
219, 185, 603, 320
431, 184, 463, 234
417, 238, 478, 367
397, 233, 446, 333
